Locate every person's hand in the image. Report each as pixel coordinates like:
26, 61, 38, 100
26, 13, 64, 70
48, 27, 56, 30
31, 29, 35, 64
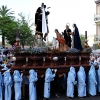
58, 73, 64, 77
41, 74, 44, 78
21, 73, 23, 77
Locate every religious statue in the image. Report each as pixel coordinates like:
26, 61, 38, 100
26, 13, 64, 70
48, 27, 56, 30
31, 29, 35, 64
14, 29, 20, 47
84, 40, 91, 50
62, 24, 72, 48
35, 3, 50, 43
52, 29, 68, 52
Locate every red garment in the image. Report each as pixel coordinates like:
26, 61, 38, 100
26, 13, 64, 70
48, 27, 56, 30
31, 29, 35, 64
56, 38, 66, 44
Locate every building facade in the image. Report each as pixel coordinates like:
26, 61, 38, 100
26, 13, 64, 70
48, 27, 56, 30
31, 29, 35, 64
94, 0, 100, 44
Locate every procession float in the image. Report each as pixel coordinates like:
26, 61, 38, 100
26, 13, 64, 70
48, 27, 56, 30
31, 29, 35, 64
11, 46, 91, 74
1, 3, 93, 98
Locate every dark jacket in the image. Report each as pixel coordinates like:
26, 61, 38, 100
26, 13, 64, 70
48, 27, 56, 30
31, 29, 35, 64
63, 29, 71, 47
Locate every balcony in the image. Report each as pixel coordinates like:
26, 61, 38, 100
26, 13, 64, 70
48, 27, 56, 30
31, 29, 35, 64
95, 0, 100, 4
94, 34, 100, 44
94, 14, 100, 23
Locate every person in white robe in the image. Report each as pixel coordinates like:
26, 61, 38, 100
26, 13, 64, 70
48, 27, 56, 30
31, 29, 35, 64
97, 65, 100, 93
29, 69, 38, 100
0, 72, 3, 100
88, 65, 97, 96
4, 69, 12, 100
44, 68, 55, 99
66, 66, 77, 98
13, 70, 23, 100
77, 66, 86, 98
52, 37, 59, 49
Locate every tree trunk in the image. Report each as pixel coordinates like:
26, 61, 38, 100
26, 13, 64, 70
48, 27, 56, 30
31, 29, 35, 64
2, 34, 5, 47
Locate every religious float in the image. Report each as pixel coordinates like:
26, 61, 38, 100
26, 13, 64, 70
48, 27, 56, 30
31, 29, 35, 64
10, 47, 91, 75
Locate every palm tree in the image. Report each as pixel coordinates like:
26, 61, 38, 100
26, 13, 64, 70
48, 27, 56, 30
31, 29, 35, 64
0, 5, 14, 47
0, 5, 14, 18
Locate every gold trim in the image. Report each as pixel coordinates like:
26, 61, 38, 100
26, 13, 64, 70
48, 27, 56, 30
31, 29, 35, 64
36, 31, 42, 34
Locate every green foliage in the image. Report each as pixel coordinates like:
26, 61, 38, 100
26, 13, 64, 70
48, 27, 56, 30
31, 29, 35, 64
17, 13, 33, 48
82, 48, 92, 53
80, 34, 85, 47
0, 6, 34, 47
0, 17, 18, 46
0, 5, 15, 47
26, 34, 34, 47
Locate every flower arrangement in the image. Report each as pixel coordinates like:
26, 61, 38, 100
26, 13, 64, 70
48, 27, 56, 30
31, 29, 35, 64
9, 46, 21, 54
28, 47, 49, 54
9, 46, 92, 55
82, 48, 92, 53
67, 48, 80, 53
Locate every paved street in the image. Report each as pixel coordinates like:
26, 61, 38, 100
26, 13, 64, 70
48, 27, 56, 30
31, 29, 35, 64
47, 95, 100, 100
36, 95, 100, 100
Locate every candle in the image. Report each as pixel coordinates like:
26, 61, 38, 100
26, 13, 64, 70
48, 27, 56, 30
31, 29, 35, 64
85, 31, 87, 39
26, 57, 28, 62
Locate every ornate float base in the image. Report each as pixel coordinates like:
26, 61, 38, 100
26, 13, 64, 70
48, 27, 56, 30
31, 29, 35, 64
11, 52, 91, 74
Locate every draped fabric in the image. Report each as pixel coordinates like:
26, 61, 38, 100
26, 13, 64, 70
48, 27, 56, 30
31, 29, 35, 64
73, 24, 83, 50
63, 29, 71, 47
35, 7, 48, 34
42, 7, 47, 34
77, 66, 86, 97
52, 37, 59, 49
35, 7, 41, 26
35, 7, 42, 33
56, 38, 66, 45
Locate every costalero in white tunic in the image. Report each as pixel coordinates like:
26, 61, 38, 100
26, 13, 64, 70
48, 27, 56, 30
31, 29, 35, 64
29, 69, 38, 100
88, 65, 97, 96
66, 66, 77, 98
13, 70, 22, 100
44, 68, 55, 99
77, 66, 86, 97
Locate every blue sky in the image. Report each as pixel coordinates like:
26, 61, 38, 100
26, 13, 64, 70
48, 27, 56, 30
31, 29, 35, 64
0, 0, 96, 41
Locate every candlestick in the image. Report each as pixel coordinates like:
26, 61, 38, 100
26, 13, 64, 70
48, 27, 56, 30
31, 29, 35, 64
85, 31, 87, 40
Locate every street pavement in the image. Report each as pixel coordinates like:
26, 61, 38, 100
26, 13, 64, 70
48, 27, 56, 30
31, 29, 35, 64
23, 94, 100, 100
37, 95, 100, 100
44, 95, 100, 100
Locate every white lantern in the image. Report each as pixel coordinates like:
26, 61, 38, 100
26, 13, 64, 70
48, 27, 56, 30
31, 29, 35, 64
12, 57, 16, 61
53, 57, 58, 61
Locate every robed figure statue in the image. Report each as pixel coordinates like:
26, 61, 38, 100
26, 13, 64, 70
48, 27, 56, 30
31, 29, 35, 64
63, 25, 72, 48
35, 3, 50, 41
